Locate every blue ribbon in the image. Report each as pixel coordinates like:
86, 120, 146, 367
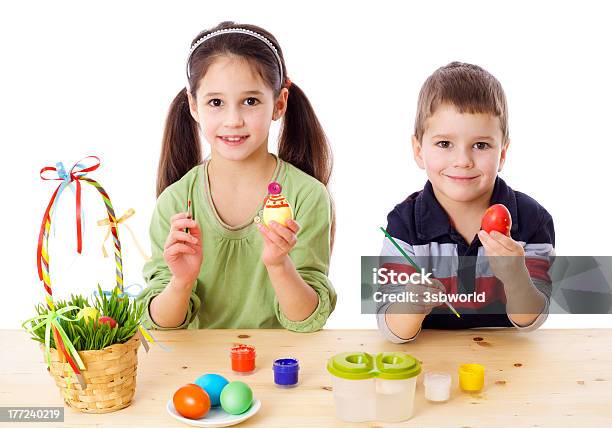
93, 283, 143, 300
50, 162, 86, 238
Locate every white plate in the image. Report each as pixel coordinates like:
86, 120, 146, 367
166, 398, 261, 427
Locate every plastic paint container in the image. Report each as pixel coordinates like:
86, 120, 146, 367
230, 344, 256, 374
273, 358, 299, 388
424, 372, 451, 402
458, 363, 485, 392
327, 351, 421, 422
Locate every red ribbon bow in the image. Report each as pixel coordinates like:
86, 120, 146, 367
37, 156, 101, 281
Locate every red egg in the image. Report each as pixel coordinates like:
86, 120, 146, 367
173, 384, 211, 419
481, 204, 512, 236
98, 316, 117, 328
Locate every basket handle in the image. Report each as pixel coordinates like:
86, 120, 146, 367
37, 157, 124, 310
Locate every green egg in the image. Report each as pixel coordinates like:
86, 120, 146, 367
220, 381, 253, 415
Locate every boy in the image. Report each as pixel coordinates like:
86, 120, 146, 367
377, 62, 555, 343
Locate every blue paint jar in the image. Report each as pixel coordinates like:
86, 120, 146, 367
273, 358, 299, 388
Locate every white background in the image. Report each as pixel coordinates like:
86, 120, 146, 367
2, 0, 611, 329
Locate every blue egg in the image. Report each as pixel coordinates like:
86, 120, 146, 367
194, 374, 229, 407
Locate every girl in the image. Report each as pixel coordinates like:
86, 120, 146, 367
138, 22, 336, 332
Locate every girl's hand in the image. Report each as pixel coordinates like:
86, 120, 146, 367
257, 219, 300, 268
163, 212, 203, 289
478, 230, 527, 285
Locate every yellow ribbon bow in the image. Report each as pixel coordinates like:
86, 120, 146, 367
98, 208, 151, 261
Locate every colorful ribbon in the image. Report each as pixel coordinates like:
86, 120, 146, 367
97, 208, 150, 261
138, 325, 172, 352
22, 306, 87, 388
94, 284, 143, 300
37, 156, 124, 292
38, 157, 99, 258
49, 162, 84, 236
36, 156, 125, 388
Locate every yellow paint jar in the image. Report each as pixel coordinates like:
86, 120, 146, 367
458, 363, 485, 392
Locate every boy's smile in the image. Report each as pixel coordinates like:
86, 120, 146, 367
412, 103, 508, 206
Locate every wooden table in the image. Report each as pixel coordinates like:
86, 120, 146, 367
1, 329, 611, 427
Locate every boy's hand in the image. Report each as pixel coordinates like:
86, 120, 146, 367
407, 279, 448, 314
383, 279, 447, 315
257, 219, 300, 268
478, 230, 527, 285
163, 212, 203, 289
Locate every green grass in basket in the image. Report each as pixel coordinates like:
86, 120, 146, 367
25, 285, 145, 351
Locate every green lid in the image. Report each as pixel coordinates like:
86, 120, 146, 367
375, 352, 421, 380
327, 352, 375, 380
327, 352, 421, 380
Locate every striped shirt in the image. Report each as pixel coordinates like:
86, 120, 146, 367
377, 177, 555, 343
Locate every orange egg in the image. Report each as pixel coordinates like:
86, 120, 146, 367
173, 383, 211, 419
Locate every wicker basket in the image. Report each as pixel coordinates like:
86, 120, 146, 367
44, 334, 141, 413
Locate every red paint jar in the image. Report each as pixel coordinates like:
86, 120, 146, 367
230, 344, 256, 374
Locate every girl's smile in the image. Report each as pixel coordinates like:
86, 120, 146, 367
218, 134, 250, 146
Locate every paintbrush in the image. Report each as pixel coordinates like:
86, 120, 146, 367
185, 200, 192, 234
380, 227, 461, 318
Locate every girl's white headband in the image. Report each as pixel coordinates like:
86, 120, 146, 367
185, 28, 284, 91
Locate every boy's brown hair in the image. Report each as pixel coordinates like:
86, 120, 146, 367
414, 61, 509, 144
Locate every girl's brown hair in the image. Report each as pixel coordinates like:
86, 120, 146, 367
156, 21, 333, 197
414, 61, 509, 144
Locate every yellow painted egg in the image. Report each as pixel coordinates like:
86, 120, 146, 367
79, 307, 99, 324
262, 182, 293, 227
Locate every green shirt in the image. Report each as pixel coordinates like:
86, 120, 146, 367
137, 156, 336, 332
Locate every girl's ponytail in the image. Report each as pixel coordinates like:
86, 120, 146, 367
156, 88, 201, 197
278, 83, 332, 186
279, 83, 335, 248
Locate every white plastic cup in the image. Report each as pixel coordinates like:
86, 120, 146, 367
375, 377, 418, 422
329, 377, 376, 422
424, 372, 451, 402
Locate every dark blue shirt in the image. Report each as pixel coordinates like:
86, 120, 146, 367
382, 176, 555, 329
